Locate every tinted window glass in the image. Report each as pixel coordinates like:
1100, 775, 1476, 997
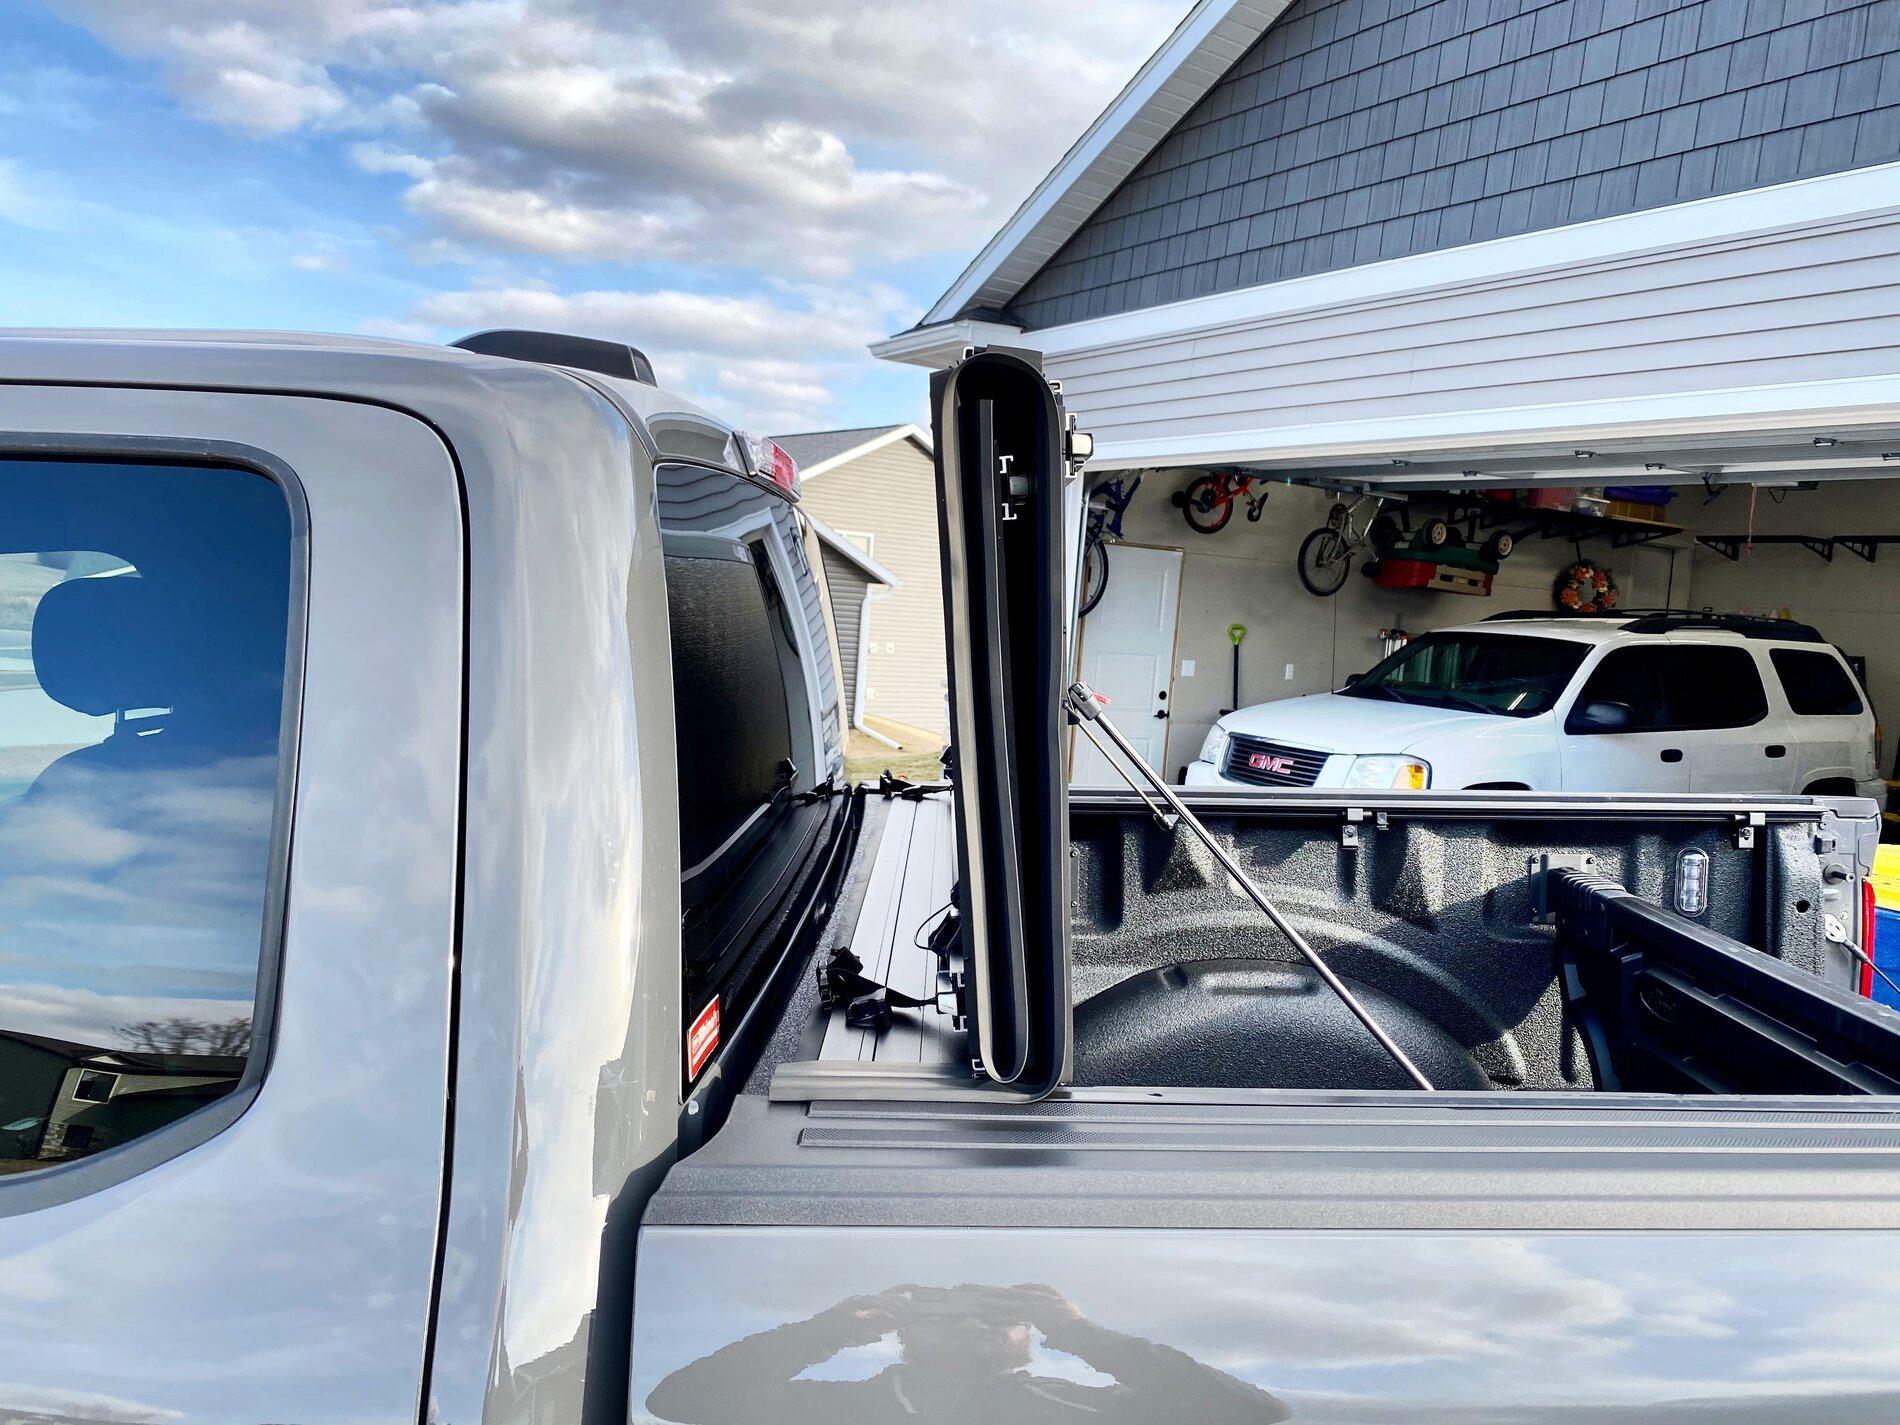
665, 551, 797, 875
1771, 648, 1864, 716
1342, 632, 1589, 717
1569, 646, 1670, 731
1570, 645, 1766, 732
1665, 646, 1768, 729
0, 460, 293, 1173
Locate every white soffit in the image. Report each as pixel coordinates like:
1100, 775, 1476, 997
1034, 159, 1900, 359
920, 0, 1292, 326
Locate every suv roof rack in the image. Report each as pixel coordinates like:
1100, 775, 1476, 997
1482, 608, 1825, 642
1484, 608, 1670, 622
451, 329, 657, 386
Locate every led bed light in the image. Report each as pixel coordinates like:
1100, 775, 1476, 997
1675, 848, 1710, 917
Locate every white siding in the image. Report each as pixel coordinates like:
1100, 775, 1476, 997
1042, 204, 1900, 467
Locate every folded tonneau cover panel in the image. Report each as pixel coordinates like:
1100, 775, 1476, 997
815, 792, 963, 1065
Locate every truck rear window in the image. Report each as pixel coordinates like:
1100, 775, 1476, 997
665, 548, 798, 877
0, 460, 293, 1173
1770, 648, 1864, 717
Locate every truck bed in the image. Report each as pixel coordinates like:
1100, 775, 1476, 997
765, 785, 1888, 1100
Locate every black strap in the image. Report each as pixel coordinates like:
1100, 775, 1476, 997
817, 935, 967, 1034
877, 769, 953, 800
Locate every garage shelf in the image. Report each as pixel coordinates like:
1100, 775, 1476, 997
1459, 499, 1683, 549
1697, 534, 1900, 562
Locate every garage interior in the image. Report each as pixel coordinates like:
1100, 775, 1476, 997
1070, 423, 1900, 813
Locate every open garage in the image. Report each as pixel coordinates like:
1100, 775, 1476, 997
1063, 441, 1899, 808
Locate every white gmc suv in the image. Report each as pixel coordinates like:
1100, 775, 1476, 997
1184, 612, 1884, 797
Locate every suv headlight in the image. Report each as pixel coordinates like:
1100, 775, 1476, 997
1197, 726, 1226, 765
1344, 755, 1430, 790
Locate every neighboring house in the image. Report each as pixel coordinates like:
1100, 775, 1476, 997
778, 425, 948, 740
805, 514, 900, 737
0, 1028, 244, 1164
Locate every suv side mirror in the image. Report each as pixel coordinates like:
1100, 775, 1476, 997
1571, 699, 1634, 733
1343, 672, 1364, 687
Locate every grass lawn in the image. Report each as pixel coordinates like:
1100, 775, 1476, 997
845, 728, 946, 786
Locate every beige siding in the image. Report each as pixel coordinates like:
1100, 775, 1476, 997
800, 438, 948, 737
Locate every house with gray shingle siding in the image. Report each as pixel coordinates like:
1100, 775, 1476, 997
878, 0, 1900, 476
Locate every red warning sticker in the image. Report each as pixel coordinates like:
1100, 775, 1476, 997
686, 995, 721, 1081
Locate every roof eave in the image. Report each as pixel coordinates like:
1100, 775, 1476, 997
807, 513, 902, 586
869, 318, 1026, 370
797, 423, 936, 480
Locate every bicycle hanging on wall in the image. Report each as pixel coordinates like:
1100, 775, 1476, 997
1079, 473, 1143, 616
1296, 494, 1407, 596
1170, 469, 1269, 534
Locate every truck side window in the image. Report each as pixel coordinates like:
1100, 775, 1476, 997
0, 460, 294, 1174
1570, 645, 1766, 732
1770, 648, 1864, 716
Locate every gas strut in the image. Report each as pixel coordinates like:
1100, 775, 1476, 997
1065, 681, 1435, 1092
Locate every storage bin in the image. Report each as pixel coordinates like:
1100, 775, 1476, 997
1871, 845, 1900, 1009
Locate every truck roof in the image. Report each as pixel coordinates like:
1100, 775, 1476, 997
0, 327, 728, 440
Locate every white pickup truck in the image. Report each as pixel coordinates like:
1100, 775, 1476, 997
1187, 612, 1884, 796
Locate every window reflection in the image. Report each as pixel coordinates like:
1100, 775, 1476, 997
0, 461, 292, 1173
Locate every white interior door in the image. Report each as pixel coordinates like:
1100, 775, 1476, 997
1070, 544, 1181, 785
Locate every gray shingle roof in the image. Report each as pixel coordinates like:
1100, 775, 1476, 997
770, 425, 907, 471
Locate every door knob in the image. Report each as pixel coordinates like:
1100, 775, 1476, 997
1153, 710, 1169, 720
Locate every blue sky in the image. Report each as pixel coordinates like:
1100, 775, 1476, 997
0, 0, 1183, 432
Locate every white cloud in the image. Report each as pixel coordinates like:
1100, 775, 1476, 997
0, 1384, 183, 1425
399, 280, 919, 430
54, 0, 1182, 272
49, 0, 1187, 422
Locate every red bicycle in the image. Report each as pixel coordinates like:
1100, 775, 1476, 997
1170, 470, 1268, 534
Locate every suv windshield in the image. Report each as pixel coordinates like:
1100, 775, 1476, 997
1340, 631, 1589, 718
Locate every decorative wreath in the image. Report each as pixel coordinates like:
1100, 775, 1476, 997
1555, 560, 1617, 613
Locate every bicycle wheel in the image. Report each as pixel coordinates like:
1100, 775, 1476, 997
1179, 475, 1233, 534
1297, 526, 1353, 596
1079, 535, 1110, 615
